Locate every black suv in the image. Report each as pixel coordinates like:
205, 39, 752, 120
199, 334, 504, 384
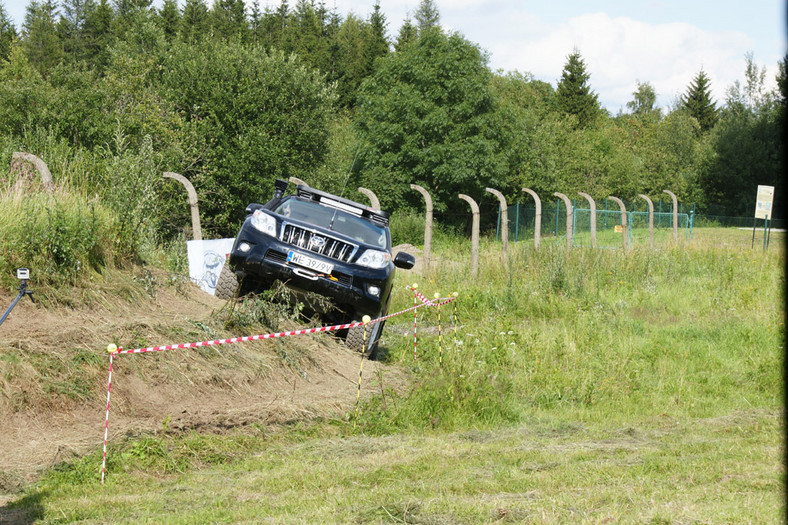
217, 179, 415, 357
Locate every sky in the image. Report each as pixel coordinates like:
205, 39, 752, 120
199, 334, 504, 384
3, 0, 785, 112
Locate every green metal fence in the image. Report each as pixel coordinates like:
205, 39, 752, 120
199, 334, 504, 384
499, 200, 693, 248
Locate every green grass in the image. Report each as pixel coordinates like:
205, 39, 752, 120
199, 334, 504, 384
4, 227, 784, 523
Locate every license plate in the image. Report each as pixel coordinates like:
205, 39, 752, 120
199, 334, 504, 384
287, 251, 334, 274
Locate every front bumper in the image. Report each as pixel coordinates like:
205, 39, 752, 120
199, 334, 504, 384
228, 222, 393, 319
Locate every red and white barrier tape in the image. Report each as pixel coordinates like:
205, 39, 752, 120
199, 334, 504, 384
100, 290, 457, 483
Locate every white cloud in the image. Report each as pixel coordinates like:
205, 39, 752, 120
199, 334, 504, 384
486, 13, 764, 111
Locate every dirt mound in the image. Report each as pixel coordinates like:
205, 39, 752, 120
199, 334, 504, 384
0, 271, 402, 493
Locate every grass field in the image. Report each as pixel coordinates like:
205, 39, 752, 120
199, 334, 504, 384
5, 227, 784, 523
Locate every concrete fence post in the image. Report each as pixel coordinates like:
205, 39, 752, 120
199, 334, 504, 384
663, 190, 678, 242
357, 187, 380, 210
608, 196, 628, 251
410, 184, 433, 276
11, 152, 54, 192
163, 172, 202, 241
578, 192, 597, 248
485, 187, 509, 266
458, 194, 480, 278
553, 192, 573, 249
522, 188, 541, 250
638, 194, 655, 248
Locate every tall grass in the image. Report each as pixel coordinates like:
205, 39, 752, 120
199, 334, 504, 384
0, 129, 178, 293
0, 185, 120, 289
366, 234, 783, 433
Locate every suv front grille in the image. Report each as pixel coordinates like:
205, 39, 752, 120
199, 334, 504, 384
280, 223, 357, 263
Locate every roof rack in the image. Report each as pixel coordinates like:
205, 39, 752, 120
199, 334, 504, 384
295, 185, 390, 226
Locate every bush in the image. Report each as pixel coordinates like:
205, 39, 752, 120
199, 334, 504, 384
0, 185, 121, 289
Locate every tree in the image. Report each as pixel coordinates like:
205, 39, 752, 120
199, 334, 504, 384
81, 0, 113, 69
249, 0, 262, 43
394, 14, 416, 51
157, 0, 180, 41
363, 1, 388, 69
700, 56, 782, 215
160, 41, 336, 234
23, 0, 64, 76
333, 14, 366, 107
355, 30, 511, 215
208, 0, 248, 41
626, 81, 661, 121
180, 0, 209, 43
58, 0, 97, 62
0, 1, 17, 61
414, 0, 439, 35
679, 70, 718, 132
554, 50, 601, 128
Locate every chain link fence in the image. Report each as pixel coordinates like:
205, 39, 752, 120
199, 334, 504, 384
498, 199, 782, 248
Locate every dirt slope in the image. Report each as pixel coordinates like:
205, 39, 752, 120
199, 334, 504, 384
0, 272, 402, 494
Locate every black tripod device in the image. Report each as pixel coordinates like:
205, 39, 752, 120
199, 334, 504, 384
0, 269, 35, 328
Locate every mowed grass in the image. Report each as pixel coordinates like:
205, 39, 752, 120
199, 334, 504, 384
5, 227, 784, 523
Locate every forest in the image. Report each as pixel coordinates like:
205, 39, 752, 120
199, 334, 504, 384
0, 0, 784, 242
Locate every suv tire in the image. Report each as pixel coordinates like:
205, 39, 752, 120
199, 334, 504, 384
346, 320, 385, 359
215, 263, 238, 300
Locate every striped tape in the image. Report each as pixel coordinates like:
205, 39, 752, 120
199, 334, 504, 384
109, 297, 455, 356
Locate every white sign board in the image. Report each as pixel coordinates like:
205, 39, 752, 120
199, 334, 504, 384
755, 185, 775, 220
187, 238, 235, 295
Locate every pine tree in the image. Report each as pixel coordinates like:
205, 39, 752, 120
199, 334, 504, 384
363, 1, 388, 72
394, 14, 415, 52
58, 0, 97, 62
113, 0, 152, 17
209, 0, 248, 42
249, 0, 262, 43
414, 0, 439, 35
679, 70, 718, 132
180, 0, 209, 43
23, 0, 64, 76
82, 0, 113, 69
0, 1, 17, 62
554, 50, 601, 128
157, 0, 180, 42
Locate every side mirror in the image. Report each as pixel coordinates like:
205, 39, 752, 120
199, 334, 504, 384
393, 251, 416, 270
245, 203, 263, 215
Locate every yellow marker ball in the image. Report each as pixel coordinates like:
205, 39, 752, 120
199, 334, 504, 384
106, 343, 118, 354
434, 292, 440, 299
412, 283, 418, 289
452, 292, 459, 297
362, 315, 371, 324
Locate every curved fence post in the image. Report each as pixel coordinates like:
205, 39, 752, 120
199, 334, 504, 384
357, 187, 380, 210
163, 172, 202, 241
638, 194, 655, 248
458, 194, 480, 278
554, 192, 573, 249
578, 192, 597, 248
486, 187, 509, 266
608, 196, 628, 251
289, 177, 309, 187
522, 188, 541, 250
11, 152, 54, 192
410, 184, 433, 276
663, 190, 678, 242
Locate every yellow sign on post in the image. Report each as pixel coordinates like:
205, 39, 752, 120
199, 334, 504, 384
755, 185, 775, 220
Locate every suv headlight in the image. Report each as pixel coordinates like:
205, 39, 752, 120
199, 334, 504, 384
251, 209, 277, 236
357, 249, 391, 269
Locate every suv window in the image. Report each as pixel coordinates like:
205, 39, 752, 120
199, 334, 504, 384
274, 197, 389, 249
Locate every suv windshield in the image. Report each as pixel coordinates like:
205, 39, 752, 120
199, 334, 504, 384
274, 197, 389, 249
